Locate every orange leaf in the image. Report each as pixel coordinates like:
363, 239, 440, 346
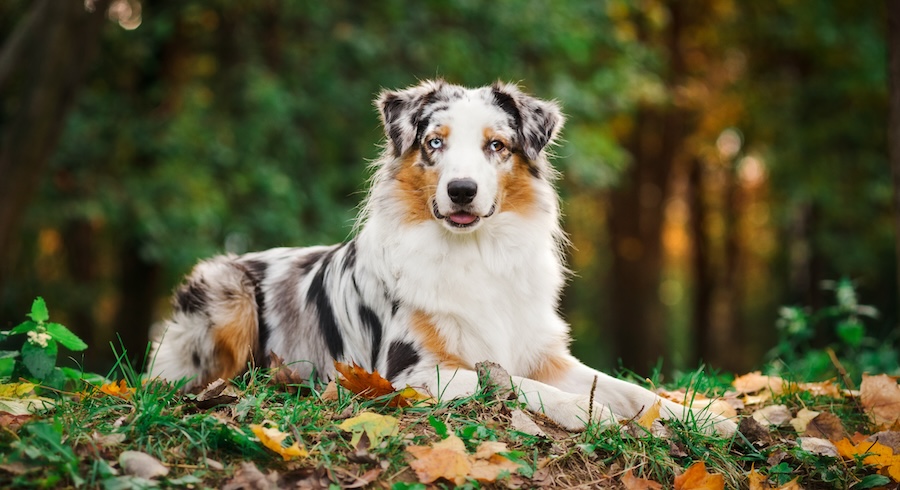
334, 361, 429, 407
674, 462, 724, 490
835, 438, 900, 482
622, 468, 663, 490
860, 374, 900, 430
407, 434, 472, 485
99, 380, 134, 400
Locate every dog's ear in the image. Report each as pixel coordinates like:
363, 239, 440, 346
376, 80, 445, 157
491, 82, 564, 163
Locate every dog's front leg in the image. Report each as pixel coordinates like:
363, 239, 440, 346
545, 357, 738, 436
403, 365, 619, 431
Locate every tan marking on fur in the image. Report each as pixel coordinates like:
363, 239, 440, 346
499, 154, 536, 215
394, 151, 440, 225
482, 128, 511, 154
209, 297, 258, 384
529, 353, 574, 384
409, 310, 469, 370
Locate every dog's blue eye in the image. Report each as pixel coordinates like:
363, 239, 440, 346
428, 138, 443, 150
489, 140, 505, 152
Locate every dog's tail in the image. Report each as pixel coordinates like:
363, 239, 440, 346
148, 255, 259, 391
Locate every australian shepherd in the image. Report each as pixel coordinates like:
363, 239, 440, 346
150, 80, 736, 435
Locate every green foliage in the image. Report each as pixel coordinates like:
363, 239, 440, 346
2, 298, 89, 389
767, 278, 899, 382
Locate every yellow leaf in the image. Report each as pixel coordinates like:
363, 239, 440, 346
637, 400, 662, 429
749, 468, 804, 490
250, 423, 308, 461
337, 412, 399, 448
790, 408, 820, 433
674, 462, 724, 490
834, 438, 900, 482
0, 383, 36, 398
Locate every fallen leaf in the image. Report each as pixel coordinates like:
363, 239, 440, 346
0, 396, 53, 415
867, 431, 900, 453
192, 378, 238, 409
99, 380, 134, 400
334, 361, 429, 407
751, 405, 792, 427
222, 462, 279, 490
657, 389, 738, 419
739, 417, 773, 446
268, 353, 308, 393
91, 431, 126, 448
510, 408, 546, 438
637, 400, 662, 429
798, 437, 838, 457
797, 380, 842, 398
0, 382, 36, 397
119, 450, 169, 479
0, 413, 32, 431
733, 372, 788, 395
320, 380, 338, 401
407, 434, 472, 485
802, 412, 846, 440
749, 469, 805, 490
860, 374, 900, 430
835, 437, 900, 482
674, 462, 724, 490
406, 433, 521, 485
790, 408, 820, 433
250, 422, 308, 460
622, 468, 663, 489
337, 412, 399, 448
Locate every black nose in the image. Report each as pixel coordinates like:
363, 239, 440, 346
447, 178, 478, 205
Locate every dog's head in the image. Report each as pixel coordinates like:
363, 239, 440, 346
375, 80, 563, 233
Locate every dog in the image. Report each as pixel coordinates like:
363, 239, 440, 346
149, 80, 736, 435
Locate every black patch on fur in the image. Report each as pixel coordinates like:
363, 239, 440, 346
492, 87, 523, 132
176, 279, 209, 314
296, 250, 327, 274
242, 259, 270, 364
192, 351, 201, 368
342, 240, 357, 272
358, 304, 383, 368
386, 341, 420, 381
391, 299, 400, 317
306, 250, 344, 359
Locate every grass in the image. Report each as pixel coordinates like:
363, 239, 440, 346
1, 354, 891, 490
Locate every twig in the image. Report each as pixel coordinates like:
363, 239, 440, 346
826, 347, 856, 390
587, 375, 598, 422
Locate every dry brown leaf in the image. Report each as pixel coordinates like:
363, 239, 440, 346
510, 408, 546, 437
222, 462, 279, 490
835, 437, 900, 482
320, 380, 338, 401
860, 374, 900, 430
798, 437, 838, 457
674, 462, 724, 490
802, 412, 846, 441
658, 389, 738, 419
789, 408, 820, 433
407, 434, 472, 485
752, 405, 792, 427
268, 353, 308, 392
797, 380, 842, 398
621, 468, 663, 489
193, 378, 238, 409
867, 431, 900, 453
734, 372, 788, 394
119, 450, 169, 480
407, 433, 521, 485
0, 413, 32, 432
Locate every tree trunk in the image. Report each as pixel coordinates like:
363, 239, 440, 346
0, 0, 110, 288
112, 243, 162, 370
888, 0, 900, 310
688, 158, 713, 365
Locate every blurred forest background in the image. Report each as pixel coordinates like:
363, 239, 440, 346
2, 0, 899, 379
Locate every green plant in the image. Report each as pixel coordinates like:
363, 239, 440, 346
1, 297, 88, 389
767, 278, 899, 382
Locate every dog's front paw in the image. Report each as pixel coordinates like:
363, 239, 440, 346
542, 394, 619, 432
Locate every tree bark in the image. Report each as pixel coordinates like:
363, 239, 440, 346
888, 0, 900, 311
0, 0, 110, 288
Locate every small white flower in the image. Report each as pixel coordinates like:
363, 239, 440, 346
27, 331, 51, 348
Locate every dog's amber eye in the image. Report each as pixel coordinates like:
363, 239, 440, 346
428, 138, 443, 150
489, 140, 505, 152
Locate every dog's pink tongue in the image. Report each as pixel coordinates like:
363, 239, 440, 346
449, 212, 477, 225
